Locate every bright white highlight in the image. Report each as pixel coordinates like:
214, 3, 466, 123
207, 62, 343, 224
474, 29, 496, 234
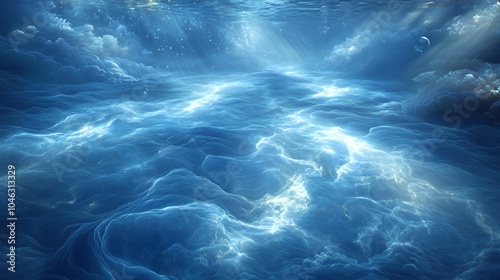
261, 175, 311, 233
313, 85, 351, 98
183, 83, 235, 112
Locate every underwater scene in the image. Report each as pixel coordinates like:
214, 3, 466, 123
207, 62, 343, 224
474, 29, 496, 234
1, 0, 500, 279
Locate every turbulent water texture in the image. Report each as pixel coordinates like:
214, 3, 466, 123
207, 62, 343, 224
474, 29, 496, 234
1, 1, 500, 279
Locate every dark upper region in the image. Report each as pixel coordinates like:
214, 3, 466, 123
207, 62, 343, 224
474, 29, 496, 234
0, 2, 29, 36
479, 36, 500, 64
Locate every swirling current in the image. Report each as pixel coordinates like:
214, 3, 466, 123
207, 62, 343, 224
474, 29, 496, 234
1, 0, 500, 279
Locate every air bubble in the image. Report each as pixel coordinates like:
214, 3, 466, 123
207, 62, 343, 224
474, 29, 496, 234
414, 36, 430, 52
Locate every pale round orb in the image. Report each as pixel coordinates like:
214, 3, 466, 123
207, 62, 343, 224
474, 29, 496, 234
414, 36, 430, 52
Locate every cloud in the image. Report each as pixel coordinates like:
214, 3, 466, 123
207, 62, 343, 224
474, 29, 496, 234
0, 7, 145, 84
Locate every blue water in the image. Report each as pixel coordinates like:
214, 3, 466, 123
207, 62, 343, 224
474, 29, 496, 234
1, 0, 500, 279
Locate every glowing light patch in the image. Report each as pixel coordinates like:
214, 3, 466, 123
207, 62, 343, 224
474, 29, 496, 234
260, 175, 310, 233
286, 112, 307, 124
182, 83, 234, 113
183, 93, 219, 112
67, 120, 114, 140
115, 102, 142, 122
230, 20, 303, 62
316, 127, 370, 156
313, 85, 350, 98
322, 148, 336, 154
128, 0, 160, 10
347, 45, 357, 54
